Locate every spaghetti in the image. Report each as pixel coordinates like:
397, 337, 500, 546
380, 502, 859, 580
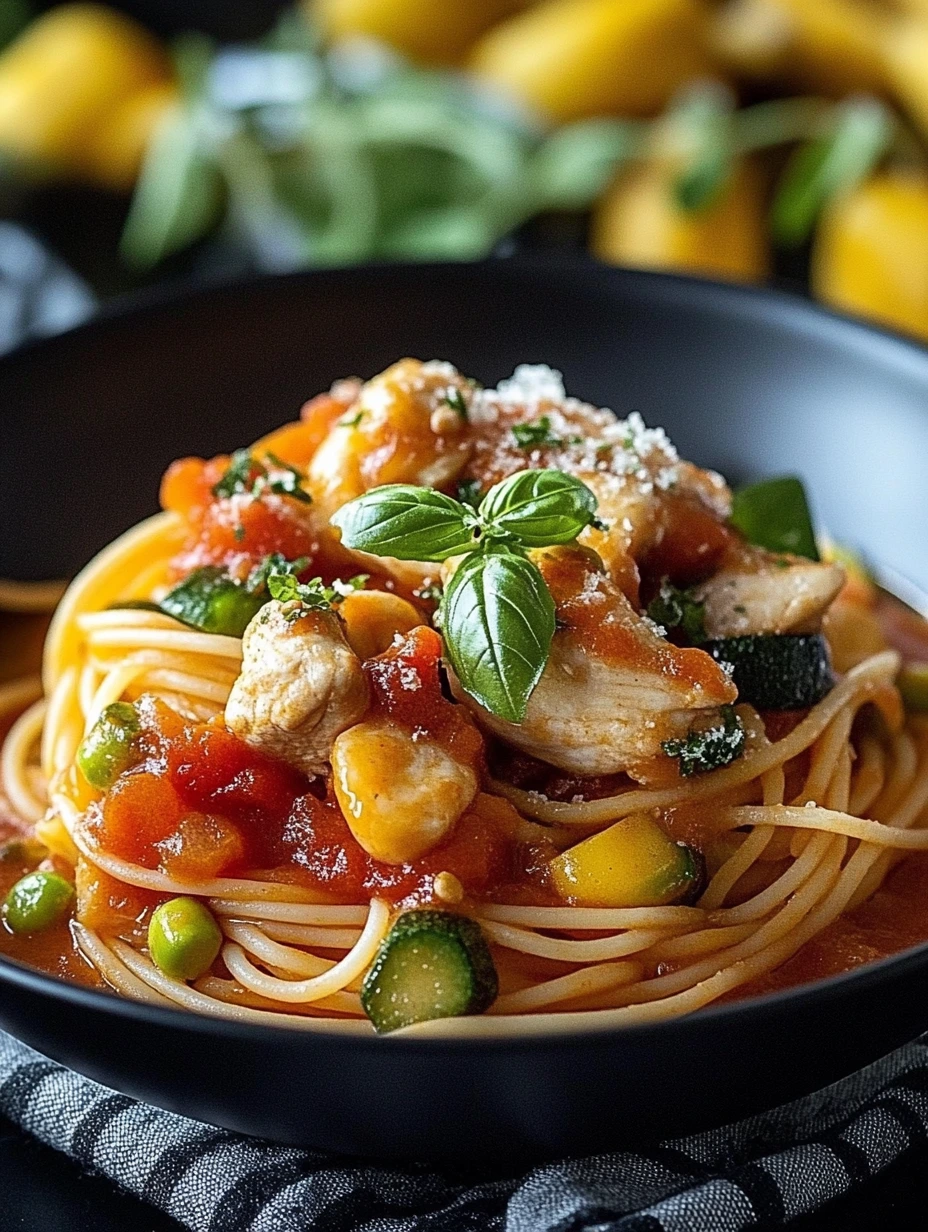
2, 358, 928, 1037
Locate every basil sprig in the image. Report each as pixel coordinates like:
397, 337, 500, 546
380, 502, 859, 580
331, 469, 598, 723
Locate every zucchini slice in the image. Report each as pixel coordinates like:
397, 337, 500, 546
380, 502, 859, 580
160, 567, 266, 638
360, 910, 498, 1034
704, 632, 834, 710
549, 813, 701, 908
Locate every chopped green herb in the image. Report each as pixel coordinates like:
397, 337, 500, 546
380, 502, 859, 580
456, 479, 483, 509
258, 453, 312, 504
647, 580, 707, 644
340, 411, 366, 429
662, 706, 745, 777
212, 449, 311, 505
266, 570, 366, 618
444, 389, 469, 420
212, 449, 257, 499
511, 416, 582, 450
246, 553, 310, 593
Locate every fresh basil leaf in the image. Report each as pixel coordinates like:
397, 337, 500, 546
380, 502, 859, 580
479, 470, 598, 547
771, 96, 892, 248
730, 476, 819, 561
510, 416, 581, 449
331, 485, 477, 561
441, 548, 555, 724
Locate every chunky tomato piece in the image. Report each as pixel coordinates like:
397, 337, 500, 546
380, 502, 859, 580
91, 665, 503, 904
166, 723, 308, 822
366, 626, 484, 766
75, 859, 165, 938
160, 456, 228, 518
89, 772, 186, 867
160, 453, 319, 582
276, 788, 513, 904
156, 812, 246, 882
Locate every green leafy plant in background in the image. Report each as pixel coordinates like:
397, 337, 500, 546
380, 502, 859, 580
118, 2, 902, 273
121, 9, 639, 270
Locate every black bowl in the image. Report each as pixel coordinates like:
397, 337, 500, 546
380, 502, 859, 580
2, 257, 928, 1166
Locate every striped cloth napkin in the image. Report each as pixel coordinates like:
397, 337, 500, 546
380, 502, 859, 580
1, 1029, 926, 1230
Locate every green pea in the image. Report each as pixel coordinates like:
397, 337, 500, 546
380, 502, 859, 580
148, 897, 222, 981
76, 701, 140, 790
160, 567, 265, 637
4, 871, 74, 934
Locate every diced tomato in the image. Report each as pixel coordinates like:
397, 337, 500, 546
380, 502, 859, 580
89, 771, 186, 867
75, 859, 165, 938
275, 787, 512, 904
160, 456, 228, 518
91, 656, 504, 904
167, 723, 308, 822
366, 627, 483, 765
156, 812, 246, 882
170, 493, 318, 583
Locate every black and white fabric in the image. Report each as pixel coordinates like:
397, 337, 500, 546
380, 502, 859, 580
2, 1029, 928, 1231
0, 223, 94, 354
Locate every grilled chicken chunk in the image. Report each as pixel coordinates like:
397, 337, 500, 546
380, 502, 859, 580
694, 550, 845, 638
225, 601, 369, 778
309, 358, 473, 588
448, 545, 737, 776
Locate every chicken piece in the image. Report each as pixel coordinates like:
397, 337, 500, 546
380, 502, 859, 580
693, 548, 845, 638
331, 718, 478, 863
464, 365, 733, 602
225, 601, 369, 777
309, 358, 473, 588
448, 545, 737, 777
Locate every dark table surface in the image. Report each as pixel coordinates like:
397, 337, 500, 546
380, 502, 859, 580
1, 1107, 924, 1231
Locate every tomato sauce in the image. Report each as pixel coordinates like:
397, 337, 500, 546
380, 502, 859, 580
76, 630, 516, 917
0, 821, 103, 988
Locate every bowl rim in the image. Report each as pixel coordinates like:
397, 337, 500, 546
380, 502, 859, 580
3, 252, 928, 1051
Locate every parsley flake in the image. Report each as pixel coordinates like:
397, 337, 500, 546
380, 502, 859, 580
456, 478, 483, 509
662, 706, 745, 777
212, 451, 311, 505
246, 553, 310, 593
511, 417, 582, 450
444, 389, 469, 421
266, 570, 367, 619
646, 580, 706, 645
